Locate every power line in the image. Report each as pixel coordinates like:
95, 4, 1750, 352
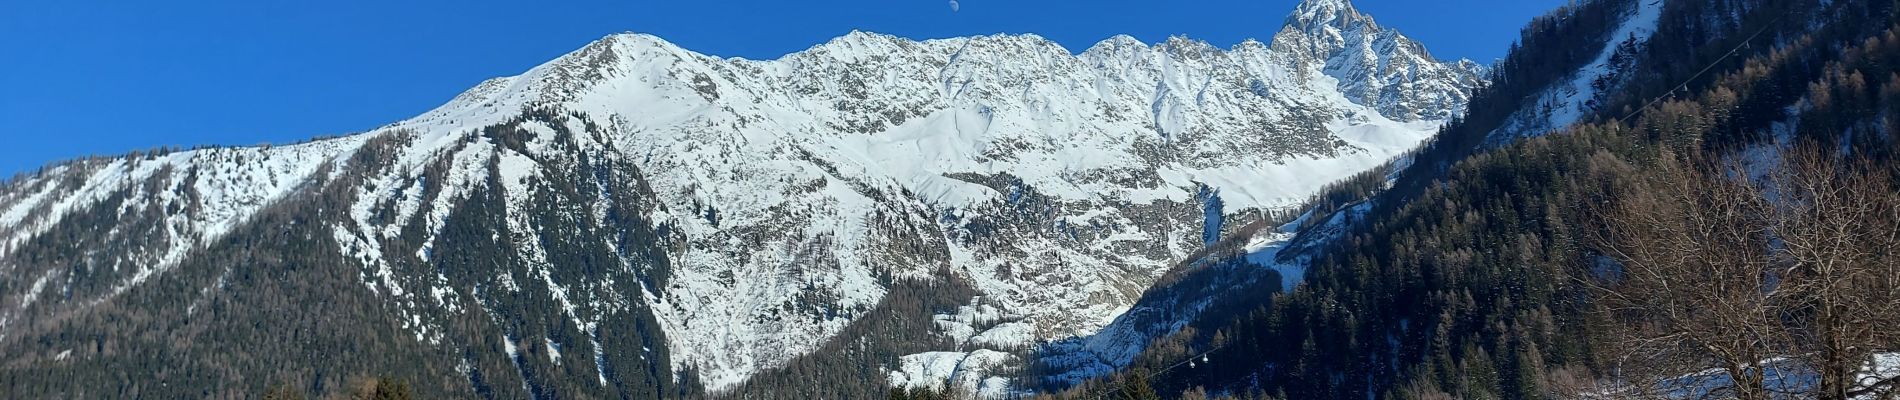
1077, 345, 1224, 400
1618, 11, 1789, 124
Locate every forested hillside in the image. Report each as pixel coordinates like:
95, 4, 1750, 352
0, 0, 1488, 398
1050, 0, 1900, 398
9, 0, 1900, 397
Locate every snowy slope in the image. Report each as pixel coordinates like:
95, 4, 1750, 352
1485, 0, 1664, 144
1033, 0, 1677, 392
0, 138, 369, 298
1276, 0, 1489, 122
0, 0, 1479, 394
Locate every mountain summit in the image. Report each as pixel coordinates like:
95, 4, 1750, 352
0, 2, 1481, 398
1274, 0, 1487, 121
1286, 0, 1373, 30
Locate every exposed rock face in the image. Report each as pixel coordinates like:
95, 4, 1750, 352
1274, 0, 1488, 122
0, 0, 1478, 396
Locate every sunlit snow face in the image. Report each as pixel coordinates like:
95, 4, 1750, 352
0, 2, 1488, 395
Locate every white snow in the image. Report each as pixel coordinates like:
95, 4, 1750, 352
1250, 199, 1372, 289
1043, 199, 1371, 385
501, 334, 533, 394
1486, 0, 1665, 144
370, 25, 1468, 390
0, 136, 369, 302
888, 350, 1017, 396
0, 0, 1483, 391
18, 271, 52, 309
1587, 353, 1900, 399
590, 333, 610, 386
968, 322, 1035, 350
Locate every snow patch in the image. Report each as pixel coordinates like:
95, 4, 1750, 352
888, 350, 1017, 398
1485, 0, 1665, 144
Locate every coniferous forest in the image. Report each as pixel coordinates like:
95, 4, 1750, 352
6, 0, 1900, 398
1045, 0, 1900, 398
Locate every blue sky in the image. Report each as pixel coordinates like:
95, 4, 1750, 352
0, 0, 1565, 177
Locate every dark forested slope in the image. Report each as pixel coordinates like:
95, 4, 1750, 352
1058, 0, 1900, 398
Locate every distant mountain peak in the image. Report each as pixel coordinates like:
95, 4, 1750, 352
0, 3, 1485, 396
595, 31, 683, 54
1267, 0, 1480, 121
821, 29, 903, 48
1287, 0, 1374, 31
1298, 0, 1356, 10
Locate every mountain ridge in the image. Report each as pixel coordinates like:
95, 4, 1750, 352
0, 0, 1484, 397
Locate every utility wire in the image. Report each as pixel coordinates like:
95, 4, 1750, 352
1618, 10, 1790, 124
1078, 345, 1225, 400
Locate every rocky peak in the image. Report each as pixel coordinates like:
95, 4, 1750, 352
0, 5, 1493, 395
1157, 35, 1222, 61
1285, 0, 1377, 34
812, 30, 912, 55
1267, 0, 1483, 121
1078, 34, 1151, 65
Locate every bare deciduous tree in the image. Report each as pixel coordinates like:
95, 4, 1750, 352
1587, 151, 1782, 400
1767, 149, 1900, 400
1587, 148, 1900, 399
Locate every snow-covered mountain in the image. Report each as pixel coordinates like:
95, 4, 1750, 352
0, 0, 1480, 397
1276, 0, 1488, 122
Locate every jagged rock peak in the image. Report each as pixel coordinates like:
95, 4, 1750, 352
0, 2, 1489, 395
1266, 0, 1485, 121
1287, 0, 1376, 31
591, 31, 690, 55
817, 30, 910, 50
1157, 35, 1222, 59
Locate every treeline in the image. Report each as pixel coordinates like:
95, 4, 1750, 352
262, 376, 416, 400
723, 273, 977, 399
0, 140, 456, 398
1388, 0, 1637, 200
0, 112, 703, 398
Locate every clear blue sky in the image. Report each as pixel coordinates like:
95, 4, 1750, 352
0, 0, 1565, 177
